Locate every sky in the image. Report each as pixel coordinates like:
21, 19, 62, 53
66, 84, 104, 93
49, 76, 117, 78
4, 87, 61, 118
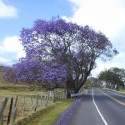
0, 0, 125, 77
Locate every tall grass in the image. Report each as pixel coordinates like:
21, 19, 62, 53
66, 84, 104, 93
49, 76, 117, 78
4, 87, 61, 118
16, 99, 76, 125
0, 66, 67, 125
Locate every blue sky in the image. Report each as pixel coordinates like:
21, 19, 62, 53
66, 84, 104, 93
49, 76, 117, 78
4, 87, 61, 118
0, 0, 72, 64
0, 0, 125, 76
0, 0, 72, 38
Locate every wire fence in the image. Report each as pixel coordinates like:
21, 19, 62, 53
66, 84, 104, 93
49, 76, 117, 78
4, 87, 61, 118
0, 90, 67, 125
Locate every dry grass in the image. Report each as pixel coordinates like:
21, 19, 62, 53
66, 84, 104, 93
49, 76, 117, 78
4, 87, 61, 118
0, 66, 66, 125
16, 99, 76, 125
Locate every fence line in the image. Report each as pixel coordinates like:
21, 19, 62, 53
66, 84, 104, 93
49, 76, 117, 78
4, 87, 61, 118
0, 90, 66, 125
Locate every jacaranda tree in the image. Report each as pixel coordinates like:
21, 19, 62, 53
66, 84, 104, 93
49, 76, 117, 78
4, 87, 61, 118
3, 17, 118, 98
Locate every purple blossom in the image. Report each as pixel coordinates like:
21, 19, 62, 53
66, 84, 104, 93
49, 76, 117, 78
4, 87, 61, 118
56, 97, 84, 125
3, 17, 118, 94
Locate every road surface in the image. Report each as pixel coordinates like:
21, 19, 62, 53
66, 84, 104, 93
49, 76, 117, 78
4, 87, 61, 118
70, 88, 125, 125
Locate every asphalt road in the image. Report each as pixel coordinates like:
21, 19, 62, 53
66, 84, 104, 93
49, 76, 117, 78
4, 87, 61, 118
70, 88, 125, 125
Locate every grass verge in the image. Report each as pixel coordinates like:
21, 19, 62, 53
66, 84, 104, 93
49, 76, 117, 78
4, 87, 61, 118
0, 66, 66, 125
16, 99, 76, 125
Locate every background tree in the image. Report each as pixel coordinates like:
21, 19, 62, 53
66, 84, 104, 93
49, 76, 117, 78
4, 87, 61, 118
84, 80, 91, 88
88, 77, 103, 87
98, 67, 125, 90
98, 70, 113, 88
3, 17, 118, 98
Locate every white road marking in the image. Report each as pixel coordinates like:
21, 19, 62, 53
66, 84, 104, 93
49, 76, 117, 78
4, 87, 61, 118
92, 89, 108, 125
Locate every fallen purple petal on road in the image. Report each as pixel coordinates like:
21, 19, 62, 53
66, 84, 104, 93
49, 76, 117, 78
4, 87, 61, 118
56, 97, 84, 125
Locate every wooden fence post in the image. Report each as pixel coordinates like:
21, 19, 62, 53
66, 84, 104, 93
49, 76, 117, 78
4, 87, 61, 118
43, 92, 46, 108
22, 96, 26, 117
0, 115, 3, 125
12, 96, 18, 124
40, 92, 42, 109
46, 91, 49, 106
56, 94, 58, 101
58, 94, 60, 101
0, 97, 8, 124
65, 92, 67, 99
7, 98, 13, 125
35, 94, 39, 111
61, 93, 62, 100
64, 92, 66, 99
53, 90, 56, 102
29, 95, 33, 115
52, 91, 54, 103
49, 91, 51, 104
45, 92, 48, 107
59, 94, 61, 100
62, 93, 64, 99
13, 96, 18, 109
62, 92, 64, 99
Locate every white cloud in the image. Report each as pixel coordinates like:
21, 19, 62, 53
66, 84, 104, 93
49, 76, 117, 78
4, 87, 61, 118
2, 36, 22, 52
0, 57, 14, 66
17, 51, 26, 59
0, 0, 17, 18
91, 52, 125, 77
66, 0, 125, 76
0, 36, 26, 60
66, 0, 125, 38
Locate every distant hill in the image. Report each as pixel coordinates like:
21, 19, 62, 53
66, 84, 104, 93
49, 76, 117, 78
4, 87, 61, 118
0, 66, 8, 85
0, 66, 44, 91
0, 65, 7, 75
0, 65, 5, 75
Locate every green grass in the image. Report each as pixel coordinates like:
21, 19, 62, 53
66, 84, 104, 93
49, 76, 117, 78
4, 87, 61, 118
16, 99, 76, 125
117, 88, 125, 92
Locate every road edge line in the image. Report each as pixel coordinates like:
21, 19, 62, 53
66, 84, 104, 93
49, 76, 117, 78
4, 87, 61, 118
92, 89, 108, 125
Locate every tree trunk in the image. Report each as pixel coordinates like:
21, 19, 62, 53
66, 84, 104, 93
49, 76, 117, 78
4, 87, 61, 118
65, 77, 72, 99
74, 88, 79, 93
74, 75, 88, 93
116, 85, 119, 91
65, 73, 88, 98
67, 90, 71, 98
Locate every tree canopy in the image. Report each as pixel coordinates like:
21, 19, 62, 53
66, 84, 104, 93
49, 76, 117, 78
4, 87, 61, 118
98, 67, 125, 90
88, 77, 103, 87
3, 17, 118, 98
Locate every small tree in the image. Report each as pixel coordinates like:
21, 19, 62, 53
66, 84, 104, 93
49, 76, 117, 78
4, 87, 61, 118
3, 17, 118, 98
